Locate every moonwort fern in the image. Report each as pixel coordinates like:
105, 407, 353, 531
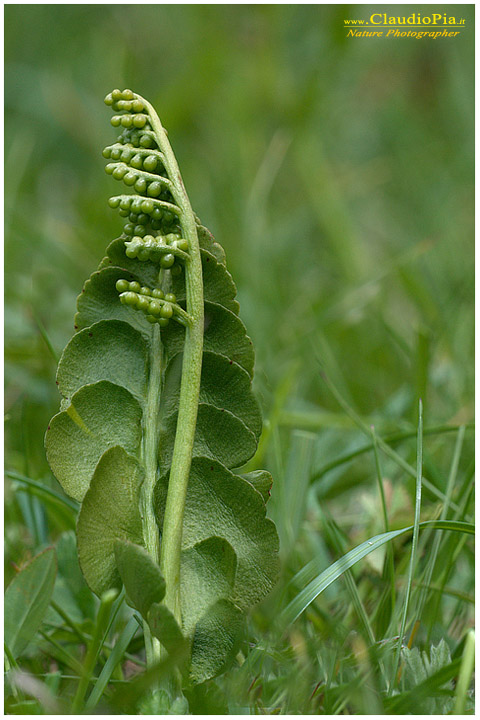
45, 89, 279, 696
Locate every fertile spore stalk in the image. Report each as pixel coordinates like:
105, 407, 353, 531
105, 88, 205, 674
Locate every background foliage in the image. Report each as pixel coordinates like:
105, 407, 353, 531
5, 4, 474, 714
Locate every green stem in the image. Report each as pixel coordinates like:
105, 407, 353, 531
140, 96, 204, 627
140, 322, 163, 668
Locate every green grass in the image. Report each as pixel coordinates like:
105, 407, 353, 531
4, 4, 474, 714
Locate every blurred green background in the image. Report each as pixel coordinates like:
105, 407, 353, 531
4, 4, 474, 712
5, 3, 474, 451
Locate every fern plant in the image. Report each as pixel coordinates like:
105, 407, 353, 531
45, 88, 279, 705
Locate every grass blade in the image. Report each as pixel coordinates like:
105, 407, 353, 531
276, 430, 315, 553
414, 425, 465, 625
320, 511, 376, 646
318, 369, 464, 514
371, 425, 396, 616
310, 423, 473, 482
453, 629, 475, 714
30, 306, 60, 364
389, 400, 423, 694
277, 520, 473, 630
71, 588, 119, 714
6, 471, 79, 512
84, 614, 139, 712
38, 631, 85, 676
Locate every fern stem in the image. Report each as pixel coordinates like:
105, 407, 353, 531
141, 95, 204, 626
140, 323, 163, 667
